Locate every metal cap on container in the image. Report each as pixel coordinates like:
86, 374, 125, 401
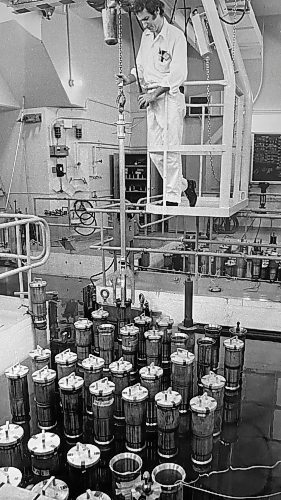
32, 366, 56, 384
55, 349, 77, 366
0, 422, 24, 447
190, 392, 217, 414
31, 478, 69, 500
109, 357, 132, 375
67, 443, 100, 469
29, 278, 47, 289
171, 332, 188, 341
132, 472, 161, 499
155, 387, 182, 408
229, 321, 247, 336
156, 316, 174, 328
74, 318, 93, 330
0, 467, 22, 487
98, 323, 115, 333
201, 371, 226, 390
171, 348, 195, 365
139, 363, 163, 380
59, 372, 84, 392
77, 491, 111, 500
134, 315, 152, 326
223, 336, 244, 350
197, 336, 215, 345
28, 431, 60, 456
122, 383, 148, 403
91, 307, 109, 321
29, 345, 51, 362
89, 377, 115, 397
120, 324, 139, 337
5, 363, 29, 380
204, 324, 222, 332
145, 330, 163, 341
82, 355, 105, 372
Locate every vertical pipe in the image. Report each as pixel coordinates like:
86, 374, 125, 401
15, 218, 24, 298
101, 213, 106, 286
162, 94, 168, 206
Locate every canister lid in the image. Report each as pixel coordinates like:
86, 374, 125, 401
122, 383, 148, 403
98, 323, 115, 332
55, 349, 77, 365
5, 363, 29, 380
29, 278, 47, 288
204, 324, 222, 331
155, 387, 182, 408
82, 355, 105, 372
171, 348, 195, 365
139, 363, 163, 380
0, 467, 22, 487
156, 316, 174, 328
120, 324, 139, 336
74, 318, 93, 330
0, 422, 24, 447
145, 330, 163, 341
67, 443, 100, 469
171, 332, 188, 340
76, 491, 111, 500
31, 478, 69, 500
197, 336, 215, 345
229, 321, 247, 336
32, 366, 56, 384
134, 315, 152, 326
201, 371, 226, 390
28, 431, 60, 456
223, 336, 244, 350
91, 308, 109, 320
109, 357, 132, 375
190, 392, 217, 414
29, 345, 51, 361
89, 377, 115, 397
59, 372, 84, 391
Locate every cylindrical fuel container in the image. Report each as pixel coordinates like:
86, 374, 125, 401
67, 442, 100, 497
170, 333, 188, 355
29, 345, 51, 372
197, 337, 215, 388
28, 430, 60, 478
201, 372, 225, 437
222, 388, 242, 444
55, 349, 77, 381
229, 322, 247, 379
5, 363, 30, 424
109, 358, 132, 420
98, 324, 115, 375
119, 324, 139, 381
223, 336, 244, 391
109, 452, 142, 500
145, 330, 163, 367
260, 258, 269, 280
90, 377, 115, 445
171, 349, 195, 413
29, 278, 47, 329
0, 422, 24, 469
131, 471, 161, 500
32, 366, 57, 430
155, 388, 182, 458
91, 308, 109, 355
139, 364, 163, 429
122, 384, 148, 452
163, 253, 173, 270
156, 316, 174, 370
151, 463, 186, 500
74, 318, 93, 368
31, 477, 69, 500
251, 256, 261, 280
224, 258, 236, 277
190, 392, 217, 465
134, 315, 152, 369
0, 466, 22, 487
203, 324, 222, 372
269, 253, 278, 282
82, 355, 104, 415
59, 372, 84, 439
236, 255, 247, 279
76, 491, 111, 500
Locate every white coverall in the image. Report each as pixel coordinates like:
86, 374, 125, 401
131, 18, 188, 204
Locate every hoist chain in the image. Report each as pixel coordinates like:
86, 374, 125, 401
117, 3, 126, 113
231, 0, 237, 64
205, 55, 220, 184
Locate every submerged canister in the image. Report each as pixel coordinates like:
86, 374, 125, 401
151, 463, 186, 500
260, 258, 269, 280
156, 316, 174, 368
171, 349, 195, 413
55, 349, 77, 381
170, 333, 188, 354
5, 363, 30, 424
155, 388, 181, 458
0, 422, 24, 469
32, 366, 57, 430
31, 477, 69, 499
91, 307, 109, 355
0, 466, 22, 487
222, 388, 242, 444
59, 372, 84, 439
145, 329, 163, 367
109, 358, 132, 420
29, 278, 47, 330
77, 491, 111, 500
134, 314, 152, 368
120, 324, 139, 380
201, 372, 225, 436
190, 392, 217, 465
98, 323, 115, 375
29, 345, 51, 372
203, 324, 222, 371
131, 471, 161, 500
122, 384, 148, 452
229, 322, 247, 378
251, 256, 261, 280
223, 336, 244, 391
139, 363, 163, 429
28, 430, 60, 477
197, 337, 215, 387
90, 377, 115, 445
109, 452, 142, 500
82, 355, 104, 415
67, 443, 100, 496
74, 318, 93, 367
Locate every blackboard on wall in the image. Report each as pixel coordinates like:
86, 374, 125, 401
251, 133, 281, 183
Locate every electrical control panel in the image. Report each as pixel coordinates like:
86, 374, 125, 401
22, 113, 42, 124
49, 145, 69, 157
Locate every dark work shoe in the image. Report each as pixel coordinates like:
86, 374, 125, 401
185, 180, 197, 207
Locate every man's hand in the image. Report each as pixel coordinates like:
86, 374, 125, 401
138, 92, 155, 109
115, 73, 135, 86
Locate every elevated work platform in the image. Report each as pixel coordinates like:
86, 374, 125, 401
146, 196, 248, 218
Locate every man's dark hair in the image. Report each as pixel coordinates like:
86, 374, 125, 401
133, 0, 164, 16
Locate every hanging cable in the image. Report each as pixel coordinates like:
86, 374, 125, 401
90, 259, 114, 284
219, 0, 247, 25
134, 12, 144, 32
128, 8, 143, 94
169, 0, 178, 24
